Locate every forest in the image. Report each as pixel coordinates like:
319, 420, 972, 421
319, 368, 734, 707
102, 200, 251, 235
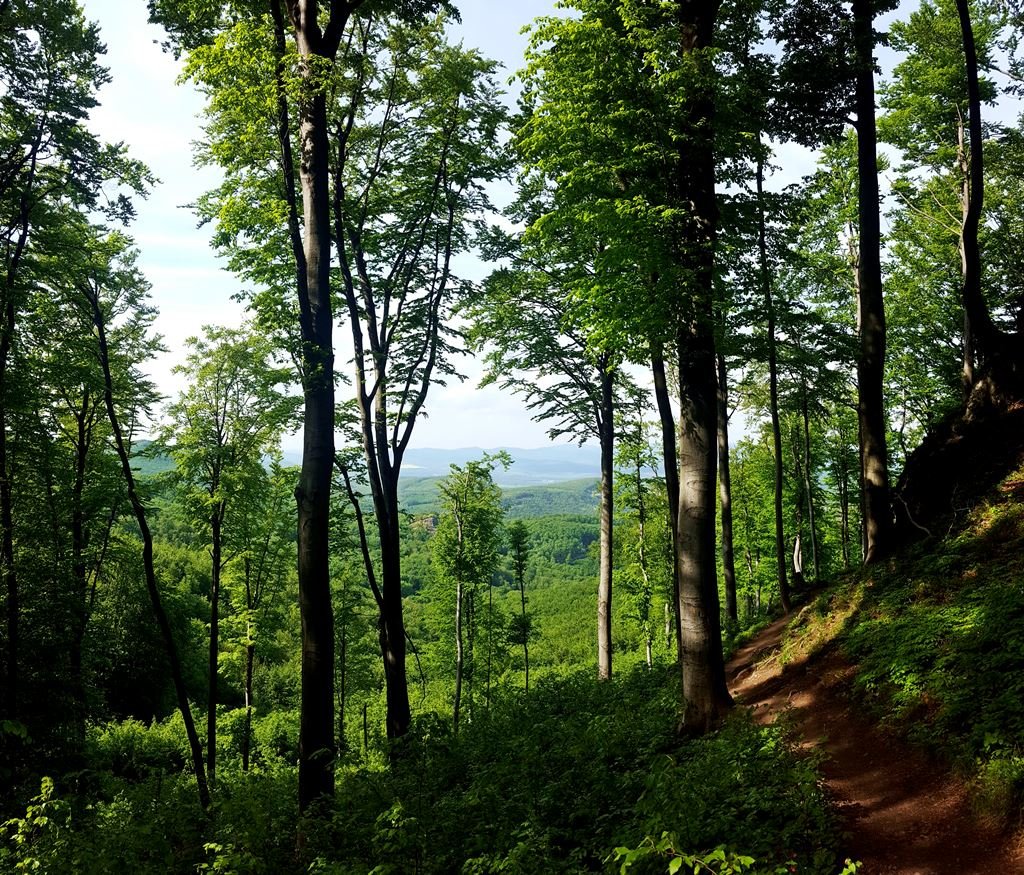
1, 0, 1024, 872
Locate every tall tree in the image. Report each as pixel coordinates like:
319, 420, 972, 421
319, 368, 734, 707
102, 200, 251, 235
470, 270, 628, 680
76, 227, 210, 812
432, 456, 506, 733
159, 326, 298, 783
0, 0, 148, 723
150, 1, 495, 798
515, 0, 732, 727
852, 0, 897, 563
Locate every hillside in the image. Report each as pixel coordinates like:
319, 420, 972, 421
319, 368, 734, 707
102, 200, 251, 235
739, 460, 1024, 861
399, 475, 599, 517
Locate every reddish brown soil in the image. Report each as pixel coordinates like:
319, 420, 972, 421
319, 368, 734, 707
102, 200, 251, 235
727, 616, 1024, 874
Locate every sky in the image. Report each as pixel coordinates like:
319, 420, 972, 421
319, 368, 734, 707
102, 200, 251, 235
75, 1, 1022, 454
80, 0, 563, 451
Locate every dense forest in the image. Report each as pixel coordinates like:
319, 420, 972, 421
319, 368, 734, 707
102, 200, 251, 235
1, 0, 1023, 872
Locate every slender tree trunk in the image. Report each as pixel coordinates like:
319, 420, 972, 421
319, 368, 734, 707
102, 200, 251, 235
466, 587, 475, 724
69, 394, 91, 751
378, 471, 411, 739
87, 286, 210, 812
208, 505, 223, 784
338, 601, 348, 756
634, 451, 654, 668
486, 578, 493, 710
517, 563, 529, 694
756, 145, 790, 613
955, 0, 995, 368
651, 351, 683, 663
290, 0, 343, 810
716, 352, 737, 623
852, 0, 894, 565
790, 437, 806, 589
453, 573, 464, 734
597, 367, 615, 680
837, 438, 851, 570
800, 383, 820, 581
242, 640, 254, 772
957, 117, 976, 398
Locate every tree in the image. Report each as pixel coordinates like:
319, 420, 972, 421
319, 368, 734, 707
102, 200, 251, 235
515, 0, 732, 728
432, 456, 506, 733
852, 0, 898, 564
75, 227, 211, 812
0, 0, 148, 723
150, 0, 493, 804
159, 326, 298, 783
470, 268, 628, 681
506, 520, 532, 692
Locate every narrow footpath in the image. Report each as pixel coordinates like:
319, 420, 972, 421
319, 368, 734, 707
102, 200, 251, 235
726, 615, 1024, 874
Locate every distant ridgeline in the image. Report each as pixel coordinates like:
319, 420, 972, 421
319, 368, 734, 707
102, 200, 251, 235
134, 442, 605, 518
400, 476, 600, 518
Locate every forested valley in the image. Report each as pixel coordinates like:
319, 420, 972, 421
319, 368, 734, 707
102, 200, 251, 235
2, 0, 1024, 872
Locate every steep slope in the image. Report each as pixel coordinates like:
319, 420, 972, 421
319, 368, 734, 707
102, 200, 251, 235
729, 460, 1024, 872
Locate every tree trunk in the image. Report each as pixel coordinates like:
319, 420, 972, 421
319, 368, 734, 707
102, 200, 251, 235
852, 0, 894, 565
677, 329, 733, 731
675, 2, 732, 732
290, 0, 342, 811
716, 352, 737, 624
466, 587, 475, 724
486, 578, 493, 710
453, 573, 464, 734
956, 116, 976, 399
87, 286, 210, 812
756, 145, 791, 613
69, 393, 91, 752
800, 383, 820, 581
597, 367, 614, 680
837, 437, 851, 570
790, 437, 807, 589
955, 0, 994, 367
651, 351, 683, 663
242, 640, 254, 772
378, 470, 411, 739
517, 563, 529, 694
208, 505, 223, 784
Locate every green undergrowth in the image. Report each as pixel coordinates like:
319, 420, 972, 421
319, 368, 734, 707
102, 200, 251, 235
1, 666, 848, 874
781, 465, 1024, 824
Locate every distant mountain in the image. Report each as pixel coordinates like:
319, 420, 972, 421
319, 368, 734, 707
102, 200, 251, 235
283, 444, 602, 486
403, 445, 603, 485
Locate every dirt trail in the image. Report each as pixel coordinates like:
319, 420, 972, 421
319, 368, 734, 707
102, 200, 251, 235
727, 615, 1024, 874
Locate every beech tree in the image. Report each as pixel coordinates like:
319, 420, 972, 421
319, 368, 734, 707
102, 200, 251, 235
469, 267, 630, 681
150, 0, 495, 804
0, 0, 148, 724
159, 326, 297, 782
71, 226, 211, 811
515, 0, 732, 729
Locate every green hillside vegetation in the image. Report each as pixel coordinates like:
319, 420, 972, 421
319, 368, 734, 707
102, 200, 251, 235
771, 463, 1024, 822
399, 476, 599, 517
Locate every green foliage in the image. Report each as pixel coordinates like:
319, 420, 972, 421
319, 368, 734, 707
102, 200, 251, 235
780, 466, 1024, 822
